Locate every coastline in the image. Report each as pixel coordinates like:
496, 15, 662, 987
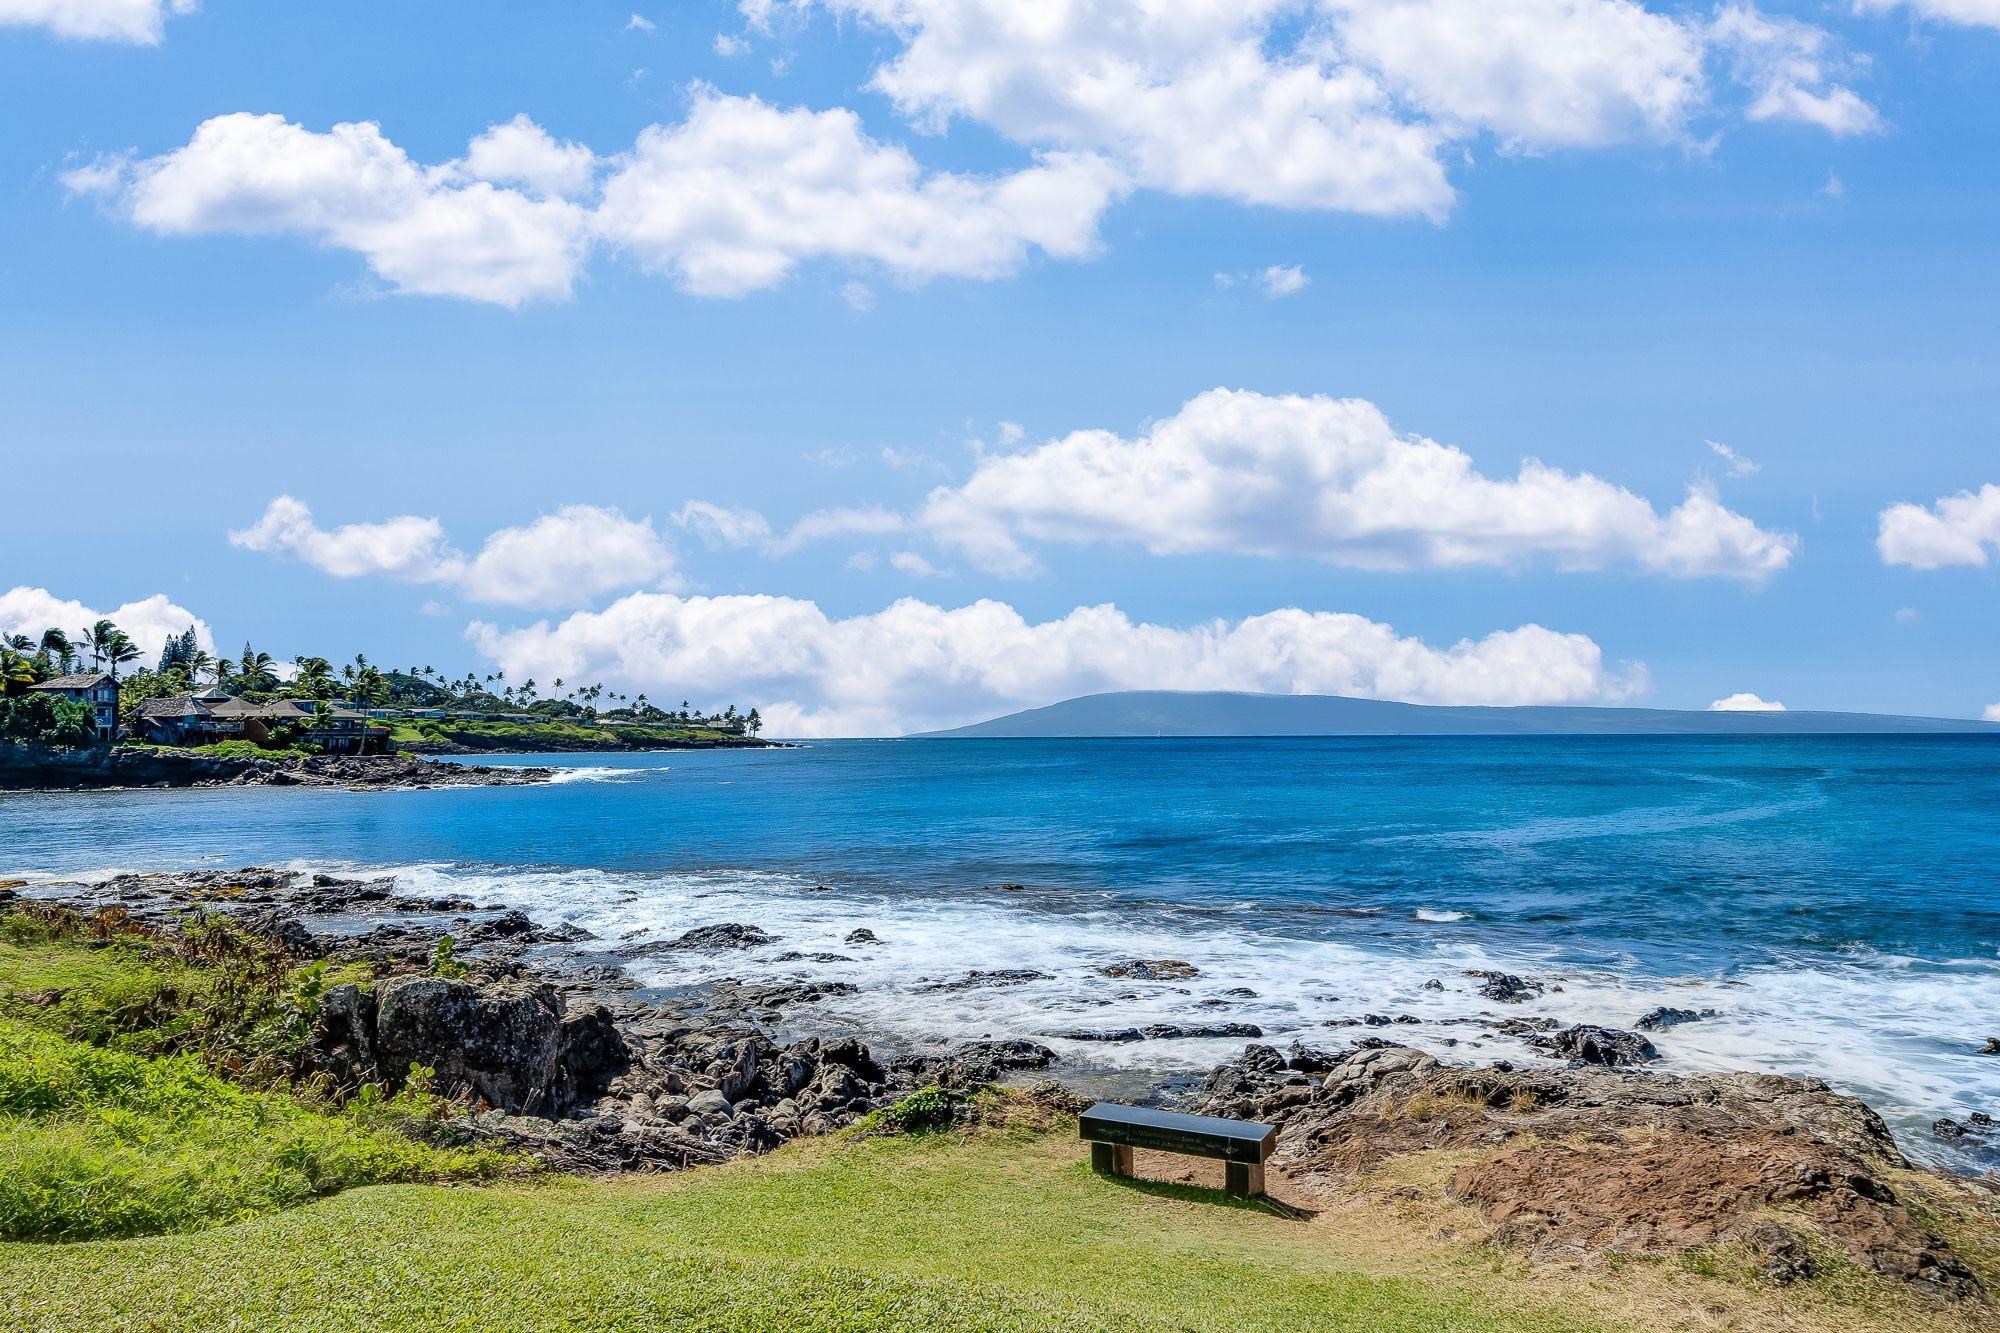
8, 863, 1995, 1306
0, 742, 553, 792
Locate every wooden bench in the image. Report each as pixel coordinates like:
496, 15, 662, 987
1079, 1101, 1276, 1198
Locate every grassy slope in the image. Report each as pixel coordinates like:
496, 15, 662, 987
6, 1129, 1604, 1333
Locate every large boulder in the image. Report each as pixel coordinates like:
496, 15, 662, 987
374, 975, 566, 1115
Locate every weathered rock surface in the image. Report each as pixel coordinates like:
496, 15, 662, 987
1186, 1043, 1985, 1301
1536, 1024, 1659, 1067
664, 923, 778, 950
1099, 959, 1200, 981
1634, 1006, 1719, 1032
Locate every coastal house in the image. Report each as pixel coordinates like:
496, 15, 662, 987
127, 695, 385, 754
27, 672, 118, 741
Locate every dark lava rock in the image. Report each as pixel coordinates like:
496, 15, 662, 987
1099, 959, 1199, 981
1541, 1025, 1659, 1068
1980, 1037, 2000, 1055
1052, 1022, 1264, 1043
664, 923, 778, 950
1466, 970, 1543, 1003
844, 928, 879, 945
916, 968, 1052, 992
373, 975, 568, 1115
1634, 1006, 1720, 1032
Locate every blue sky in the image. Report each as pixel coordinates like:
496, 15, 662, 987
3, 0, 1997, 734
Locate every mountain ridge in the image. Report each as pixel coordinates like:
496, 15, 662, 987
917, 690, 2000, 738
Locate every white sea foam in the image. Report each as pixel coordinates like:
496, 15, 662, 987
54, 856, 1999, 1166
1412, 908, 1470, 923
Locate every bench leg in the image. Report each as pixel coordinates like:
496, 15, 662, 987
1091, 1143, 1133, 1177
1225, 1162, 1265, 1199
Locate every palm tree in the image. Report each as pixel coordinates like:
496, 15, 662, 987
102, 631, 139, 681
41, 629, 75, 673
350, 665, 388, 708
187, 648, 215, 687
86, 620, 117, 671
294, 656, 335, 700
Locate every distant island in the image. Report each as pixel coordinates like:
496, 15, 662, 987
920, 690, 2000, 738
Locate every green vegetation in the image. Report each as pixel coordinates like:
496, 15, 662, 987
0, 905, 506, 1243
390, 716, 757, 751
0, 692, 95, 746
184, 739, 315, 762
0, 1021, 505, 1241
2, 1127, 1606, 1332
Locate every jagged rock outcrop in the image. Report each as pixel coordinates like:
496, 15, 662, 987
0, 741, 550, 790
1185, 1043, 1984, 1301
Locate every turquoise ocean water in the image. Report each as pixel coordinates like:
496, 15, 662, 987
4, 735, 1996, 1166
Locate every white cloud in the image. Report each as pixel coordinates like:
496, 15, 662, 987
1855, 0, 2000, 32
626, 12, 656, 32
1710, 691, 1785, 711
675, 500, 775, 550
1894, 606, 1919, 624
594, 90, 1124, 297
782, 0, 1857, 228
229, 496, 677, 609
467, 592, 1645, 736
0, 586, 213, 663
888, 550, 946, 577
840, 280, 876, 310
457, 115, 597, 199
1710, 4, 1880, 137
1822, 171, 1845, 198
769, 506, 907, 555
456, 506, 679, 608
845, 552, 880, 572
419, 600, 454, 618
1877, 484, 2000, 569
229, 495, 458, 583
0, 0, 193, 43
1985, 703, 2000, 723
65, 114, 592, 307
715, 31, 748, 55
1258, 264, 1310, 298
67, 95, 1122, 306
1326, 0, 1705, 147
916, 388, 1796, 580
1707, 439, 1759, 477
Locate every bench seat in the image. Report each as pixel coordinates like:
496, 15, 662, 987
1079, 1101, 1276, 1198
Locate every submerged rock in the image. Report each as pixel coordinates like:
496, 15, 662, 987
1634, 1006, 1719, 1032
1099, 959, 1200, 981
1466, 970, 1543, 1003
1540, 1024, 1659, 1067
664, 923, 778, 950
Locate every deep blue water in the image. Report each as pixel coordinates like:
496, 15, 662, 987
5, 736, 1997, 1161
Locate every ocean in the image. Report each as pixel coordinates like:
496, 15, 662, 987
4, 735, 1997, 1169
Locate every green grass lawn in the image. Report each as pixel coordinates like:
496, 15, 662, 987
0, 1127, 1606, 1333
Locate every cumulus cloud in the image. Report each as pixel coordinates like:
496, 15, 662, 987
776, 0, 1862, 226
229, 497, 677, 609
457, 115, 597, 199
0, 0, 193, 43
1710, 4, 1880, 137
594, 90, 1123, 297
467, 592, 1645, 736
1877, 484, 2000, 569
63, 114, 592, 307
914, 389, 1796, 580
65, 94, 1122, 305
1985, 703, 2000, 723
0, 586, 213, 663
1709, 691, 1785, 711
626, 12, 656, 32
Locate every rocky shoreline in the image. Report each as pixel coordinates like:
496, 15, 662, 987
0, 743, 552, 791
8, 865, 1997, 1303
